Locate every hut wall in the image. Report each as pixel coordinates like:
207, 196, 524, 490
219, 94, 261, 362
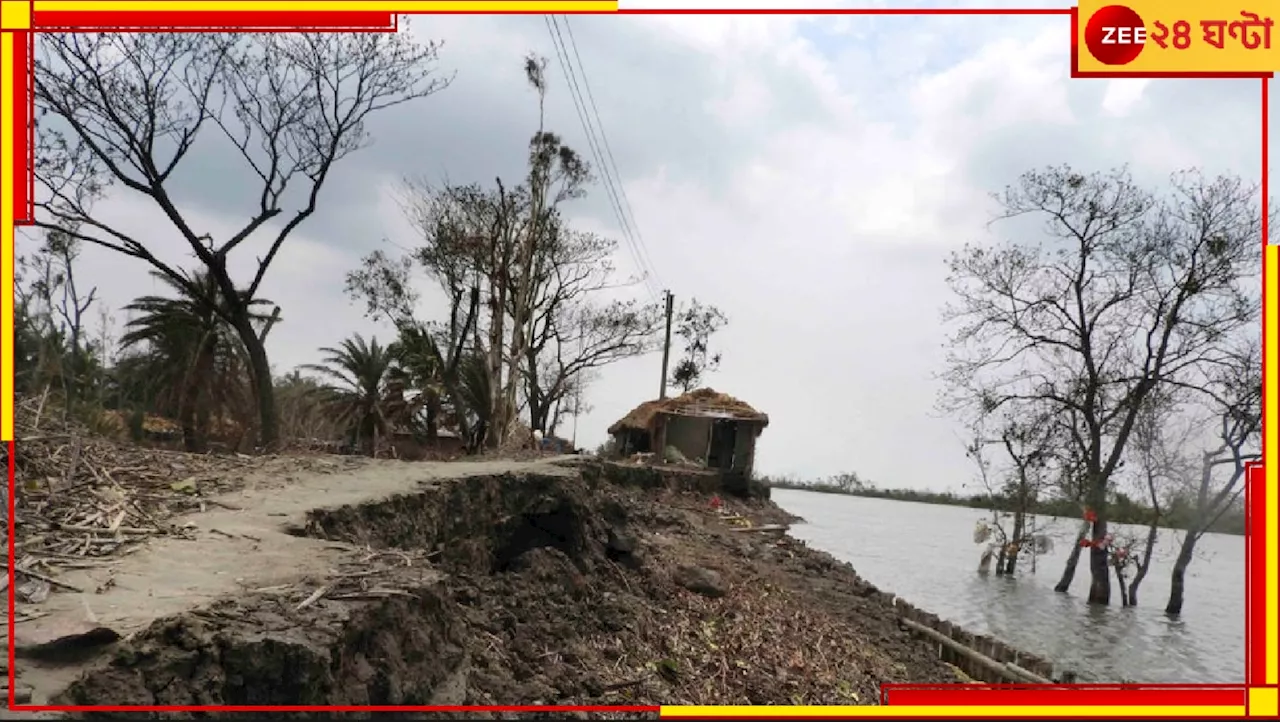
613, 429, 650, 455
664, 415, 712, 463
732, 423, 757, 473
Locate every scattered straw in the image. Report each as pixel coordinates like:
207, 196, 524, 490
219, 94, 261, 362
5, 395, 353, 609
607, 388, 769, 436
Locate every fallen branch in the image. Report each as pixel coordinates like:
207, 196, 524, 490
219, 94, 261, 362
18, 568, 84, 593
602, 676, 650, 693
328, 589, 420, 601
295, 585, 331, 611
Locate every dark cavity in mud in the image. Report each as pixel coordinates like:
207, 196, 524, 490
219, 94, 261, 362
56, 472, 650, 717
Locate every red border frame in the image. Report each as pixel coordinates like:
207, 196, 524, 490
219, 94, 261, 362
10, 30, 29, 224
2, 3, 1272, 716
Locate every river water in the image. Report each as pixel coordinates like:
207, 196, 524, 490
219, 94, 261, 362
771, 489, 1245, 684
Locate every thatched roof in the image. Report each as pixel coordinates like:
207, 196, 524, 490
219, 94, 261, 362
607, 388, 769, 435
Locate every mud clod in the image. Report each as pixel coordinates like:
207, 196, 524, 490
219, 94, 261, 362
15, 627, 122, 665
673, 565, 726, 598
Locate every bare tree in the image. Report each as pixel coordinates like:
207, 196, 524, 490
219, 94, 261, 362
349, 55, 653, 451
42, 231, 97, 380
942, 166, 1262, 605
16, 229, 98, 406
519, 227, 663, 433
350, 205, 660, 447
498, 54, 593, 447
33, 30, 451, 448
670, 299, 728, 393
1165, 340, 1261, 616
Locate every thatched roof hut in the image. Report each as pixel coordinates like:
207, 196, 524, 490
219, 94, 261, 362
607, 388, 769, 436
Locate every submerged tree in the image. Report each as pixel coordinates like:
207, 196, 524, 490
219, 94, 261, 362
942, 166, 1262, 605
33, 30, 452, 448
967, 404, 1059, 577
1166, 340, 1261, 616
1122, 389, 1183, 607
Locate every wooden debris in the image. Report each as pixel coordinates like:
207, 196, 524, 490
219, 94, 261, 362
731, 523, 789, 533
18, 568, 83, 594
295, 585, 331, 610
5, 394, 356, 618
15, 579, 50, 604
329, 589, 419, 601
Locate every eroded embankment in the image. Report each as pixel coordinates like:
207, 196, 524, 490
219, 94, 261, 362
52, 468, 965, 716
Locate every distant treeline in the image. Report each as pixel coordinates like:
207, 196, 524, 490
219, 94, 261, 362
761, 474, 1247, 536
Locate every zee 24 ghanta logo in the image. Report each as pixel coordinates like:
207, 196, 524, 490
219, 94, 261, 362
1084, 4, 1275, 65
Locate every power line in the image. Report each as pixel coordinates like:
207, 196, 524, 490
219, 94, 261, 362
543, 16, 662, 301
544, 15, 655, 298
561, 17, 663, 290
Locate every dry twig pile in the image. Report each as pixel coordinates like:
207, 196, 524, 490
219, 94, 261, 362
4, 395, 345, 609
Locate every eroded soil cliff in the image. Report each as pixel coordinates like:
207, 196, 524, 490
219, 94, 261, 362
13, 458, 961, 718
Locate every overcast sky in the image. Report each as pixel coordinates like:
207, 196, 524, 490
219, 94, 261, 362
25, 1, 1272, 490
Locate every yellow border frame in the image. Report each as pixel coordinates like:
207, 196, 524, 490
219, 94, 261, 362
1, 23, 14, 441
0, 1, 1274, 718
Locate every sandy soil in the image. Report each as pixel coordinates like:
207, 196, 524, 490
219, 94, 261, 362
8, 455, 962, 717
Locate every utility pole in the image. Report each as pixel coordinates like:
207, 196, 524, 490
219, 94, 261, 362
659, 290, 674, 399
571, 335, 584, 450
570, 382, 581, 450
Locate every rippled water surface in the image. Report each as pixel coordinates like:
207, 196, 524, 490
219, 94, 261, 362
771, 489, 1245, 683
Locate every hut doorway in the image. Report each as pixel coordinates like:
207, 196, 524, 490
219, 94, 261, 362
707, 419, 737, 471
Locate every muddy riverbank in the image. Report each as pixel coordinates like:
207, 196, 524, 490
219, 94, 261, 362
10, 452, 992, 716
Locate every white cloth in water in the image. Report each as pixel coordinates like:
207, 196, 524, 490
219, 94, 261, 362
973, 520, 992, 544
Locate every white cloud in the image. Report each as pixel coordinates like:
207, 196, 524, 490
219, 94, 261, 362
1099, 78, 1151, 117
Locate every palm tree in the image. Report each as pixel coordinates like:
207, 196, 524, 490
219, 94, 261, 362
119, 270, 276, 452
456, 352, 493, 454
304, 335, 400, 456
389, 321, 499, 453
390, 322, 447, 441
